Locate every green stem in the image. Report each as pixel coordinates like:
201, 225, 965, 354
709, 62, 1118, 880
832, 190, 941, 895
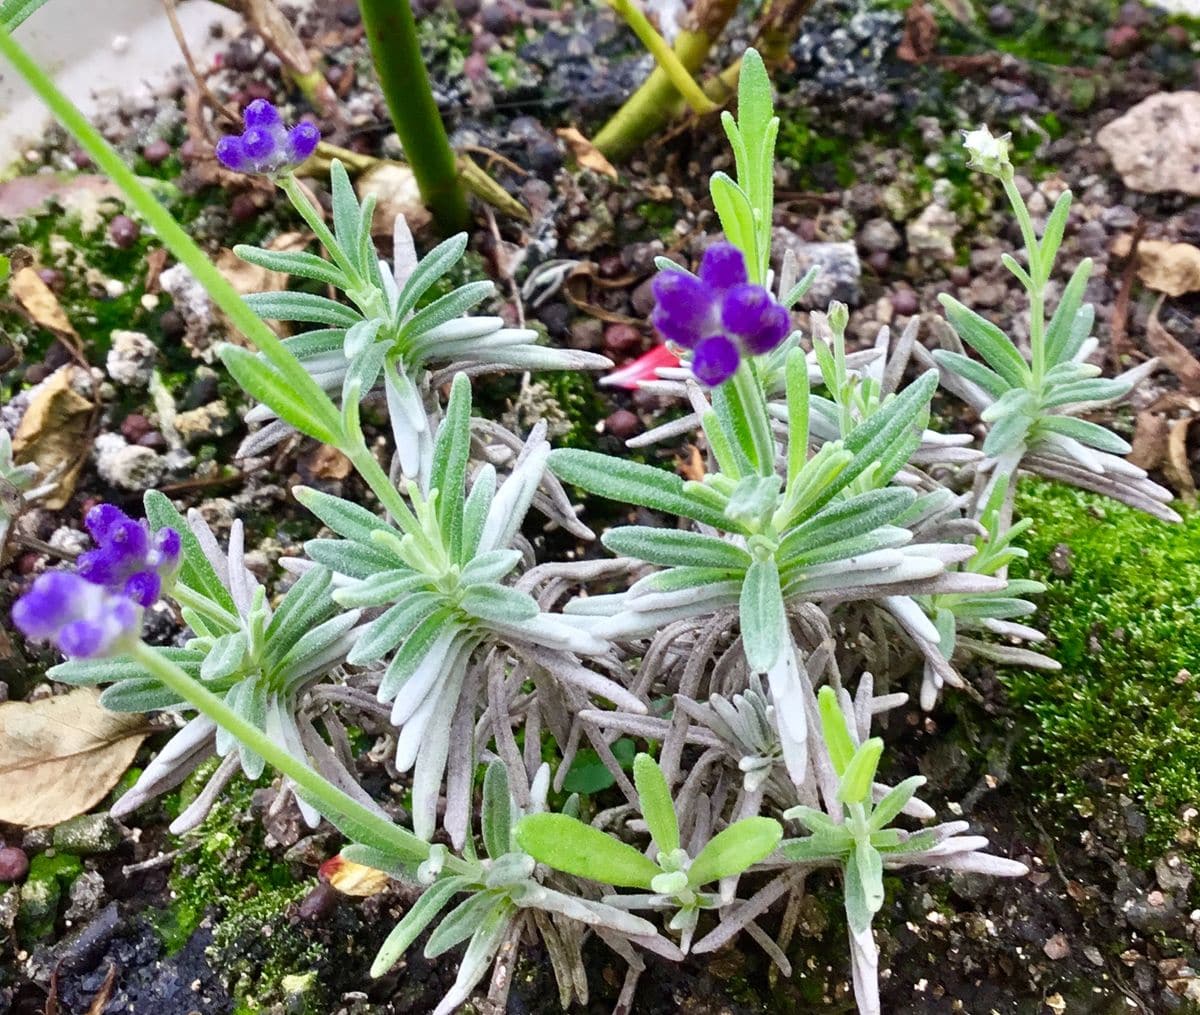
278, 173, 360, 281
344, 439, 423, 537
129, 641, 472, 874
172, 583, 241, 631
1001, 172, 1046, 387
593, 18, 730, 162
357, 0, 469, 234
0, 25, 342, 440
609, 0, 717, 114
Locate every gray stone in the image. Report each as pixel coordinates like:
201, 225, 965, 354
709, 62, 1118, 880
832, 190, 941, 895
859, 217, 902, 253
1097, 91, 1200, 197
771, 233, 862, 308
52, 814, 121, 855
105, 330, 156, 387
906, 202, 959, 262
93, 433, 165, 491
64, 869, 106, 922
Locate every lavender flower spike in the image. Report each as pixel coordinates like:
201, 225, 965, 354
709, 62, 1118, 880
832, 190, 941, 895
216, 99, 320, 175
12, 572, 140, 659
77, 503, 181, 608
650, 243, 792, 387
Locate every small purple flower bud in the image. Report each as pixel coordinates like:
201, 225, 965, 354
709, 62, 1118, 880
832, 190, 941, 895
77, 546, 121, 587
742, 302, 791, 355
650, 271, 715, 349
243, 98, 282, 130
721, 284, 773, 337
85, 503, 128, 543
215, 135, 249, 172
154, 528, 182, 570
692, 335, 740, 387
124, 571, 162, 608
286, 123, 320, 163
699, 243, 748, 291
241, 127, 277, 162
12, 573, 140, 659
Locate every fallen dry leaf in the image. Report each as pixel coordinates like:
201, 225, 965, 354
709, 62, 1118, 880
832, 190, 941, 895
12, 365, 93, 509
301, 444, 353, 481
897, 0, 938, 64
1129, 410, 1169, 471
1145, 300, 1200, 394
677, 443, 706, 482
1112, 235, 1200, 297
1165, 416, 1197, 503
11, 266, 79, 341
319, 854, 391, 897
0, 688, 153, 827
557, 127, 619, 181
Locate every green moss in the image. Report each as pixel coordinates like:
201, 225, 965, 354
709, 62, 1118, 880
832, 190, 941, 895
156, 773, 323, 1001
775, 115, 857, 190
1006, 480, 1200, 863
17, 851, 83, 943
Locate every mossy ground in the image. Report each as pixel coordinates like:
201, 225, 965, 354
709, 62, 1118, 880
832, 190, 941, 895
156, 770, 331, 1013
1008, 480, 1200, 866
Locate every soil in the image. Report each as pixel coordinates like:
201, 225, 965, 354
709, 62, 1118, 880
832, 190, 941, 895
2, 0, 1200, 1012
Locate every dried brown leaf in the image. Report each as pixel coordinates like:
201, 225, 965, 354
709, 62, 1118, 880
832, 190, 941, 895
1145, 302, 1200, 394
1165, 416, 1197, 503
897, 0, 938, 64
0, 688, 153, 827
556, 128, 619, 181
12, 365, 93, 509
677, 444, 706, 482
11, 267, 79, 340
319, 855, 391, 897
1112, 235, 1200, 297
1129, 411, 1169, 471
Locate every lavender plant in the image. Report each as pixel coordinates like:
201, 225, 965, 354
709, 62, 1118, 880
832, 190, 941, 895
2, 19, 1174, 1015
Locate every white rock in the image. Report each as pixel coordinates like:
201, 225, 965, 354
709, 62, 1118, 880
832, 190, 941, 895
94, 433, 165, 490
106, 330, 157, 387
1097, 91, 1200, 197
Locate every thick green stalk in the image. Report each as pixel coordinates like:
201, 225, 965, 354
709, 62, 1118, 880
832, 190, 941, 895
0, 25, 342, 441
129, 641, 472, 873
609, 0, 716, 115
358, 0, 469, 234
593, 27, 720, 162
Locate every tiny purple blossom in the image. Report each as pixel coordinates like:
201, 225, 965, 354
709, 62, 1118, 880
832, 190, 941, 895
215, 100, 320, 176
649, 243, 792, 387
692, 335, 740, 386
76, 504, 180, 604
12, 572, 139, 659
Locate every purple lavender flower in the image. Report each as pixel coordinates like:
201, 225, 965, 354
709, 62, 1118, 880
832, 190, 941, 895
77, 504, 181, 607
215, 99, 321, 175
12, 572, 140, 659
11, 503, 180, 659
650, 243, 792, 387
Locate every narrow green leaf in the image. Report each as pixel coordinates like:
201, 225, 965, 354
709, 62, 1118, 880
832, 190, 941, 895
370, 876, 471, 976
601, 527, 751, 571
686, 817, 782, 887
482, 761, 513, 860
1044, 259, 1093, 365
514, 813, 660, 889
818, 686, 855, 775
233, 245, 348, 289
219, 346, 340, 445
785, 348, 810, 486
459, 583, 539, 624
739, 557, 786, 673
633, 754, 679, 856
550, 449, 734, 531
244, 291, 363, 328
838, 738, 883, 805
939, 295, 1030, 388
